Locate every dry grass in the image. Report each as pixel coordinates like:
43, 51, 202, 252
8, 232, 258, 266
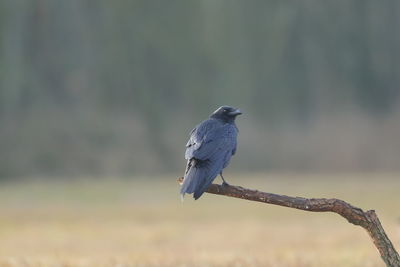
0, 173, 399, 266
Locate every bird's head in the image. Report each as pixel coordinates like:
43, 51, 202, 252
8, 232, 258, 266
210, 106, 242, 123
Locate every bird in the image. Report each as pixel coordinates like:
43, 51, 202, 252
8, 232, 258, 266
180, 106, 242, 200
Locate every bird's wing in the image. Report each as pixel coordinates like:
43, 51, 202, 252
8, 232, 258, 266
185, 119, 237, 161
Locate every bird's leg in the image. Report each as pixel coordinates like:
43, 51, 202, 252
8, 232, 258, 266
220, 172, 229, 186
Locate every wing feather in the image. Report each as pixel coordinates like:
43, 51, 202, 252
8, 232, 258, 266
185, 119, 237, 161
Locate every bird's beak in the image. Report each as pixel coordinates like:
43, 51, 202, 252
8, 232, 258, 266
228, 109, 242, 116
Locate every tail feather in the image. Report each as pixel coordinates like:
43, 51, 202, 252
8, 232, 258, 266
193, 178, 214, 200
181, 158, 223, 200
180, 159, 209, 197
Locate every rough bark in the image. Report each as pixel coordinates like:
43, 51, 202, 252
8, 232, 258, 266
203, 183, 400, 267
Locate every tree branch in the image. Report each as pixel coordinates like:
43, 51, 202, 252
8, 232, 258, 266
204, 183, 400, 267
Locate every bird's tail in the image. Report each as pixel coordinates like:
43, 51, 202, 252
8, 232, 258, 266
193, 177, 215, 200
180, 159, 207, 198
180, 159, 220, 200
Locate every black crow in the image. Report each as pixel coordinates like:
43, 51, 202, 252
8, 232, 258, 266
181, 106, 242, 200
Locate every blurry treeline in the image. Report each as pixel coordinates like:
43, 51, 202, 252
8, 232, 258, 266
1, 0, 400, 178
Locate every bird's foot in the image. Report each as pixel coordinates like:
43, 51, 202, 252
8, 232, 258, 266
219, 173, 230, 186
222, 181, 230, 187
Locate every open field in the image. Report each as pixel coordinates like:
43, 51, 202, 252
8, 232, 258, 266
0, 173, 399, 266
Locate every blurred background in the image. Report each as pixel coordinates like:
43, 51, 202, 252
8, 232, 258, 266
1, 0, 400, 178
0, 1, 399, 266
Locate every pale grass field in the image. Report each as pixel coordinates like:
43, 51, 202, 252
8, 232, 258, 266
0, 173, 399, 266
